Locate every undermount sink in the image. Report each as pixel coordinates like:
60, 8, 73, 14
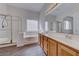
64, 34, 79, 40
47, 32, 79, 40
48, 33, 66, 38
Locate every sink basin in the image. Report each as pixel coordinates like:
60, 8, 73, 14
64, 34, 79, 40
48, 33, 66, 38
47, 32, 79, 40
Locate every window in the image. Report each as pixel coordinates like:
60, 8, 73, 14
45, 21, 48, 31
26, 19, 38, 32
64, 21, 72, 30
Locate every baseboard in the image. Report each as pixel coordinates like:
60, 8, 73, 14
0, 41, 38, 48
0, 42, 16, 48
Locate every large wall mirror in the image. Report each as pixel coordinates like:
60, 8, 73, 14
62, 16, 73, 34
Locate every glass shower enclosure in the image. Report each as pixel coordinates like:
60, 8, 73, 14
0, 15, 12, 44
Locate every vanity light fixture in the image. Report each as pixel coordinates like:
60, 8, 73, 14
45, 3, 61, 15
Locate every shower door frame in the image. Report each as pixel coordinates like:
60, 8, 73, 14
0, 14, 12, 44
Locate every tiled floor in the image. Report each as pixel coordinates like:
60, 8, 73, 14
0, 43, 45, 56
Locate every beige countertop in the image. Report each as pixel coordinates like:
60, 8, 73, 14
40, 32, 79, 51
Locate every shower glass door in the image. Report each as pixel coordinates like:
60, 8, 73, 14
0, 15, 12, 44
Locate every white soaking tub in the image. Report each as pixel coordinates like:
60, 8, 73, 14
0, 38, 11, 44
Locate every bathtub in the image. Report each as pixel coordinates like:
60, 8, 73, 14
0, 38, 11, 44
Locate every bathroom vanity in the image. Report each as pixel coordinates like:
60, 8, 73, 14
39, 32, 79, 56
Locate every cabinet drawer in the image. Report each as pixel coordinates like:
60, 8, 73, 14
48, 39, 57, 56
58, 44, 76, 56
43, 36, 48, 55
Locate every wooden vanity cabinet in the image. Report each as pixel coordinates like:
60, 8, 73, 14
76, 53, 79, 56
39, 33, 79, 56
43, 36, 48, 55
58, 44, 77, 56
39, 34, 48, 55
41, 35, 44, 49
39, 34, 44, 49
39, 34, 41, 46
48, 38, 58, 56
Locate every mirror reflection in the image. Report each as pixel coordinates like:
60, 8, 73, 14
62, 16, 73, 34
45, 3, 79, 36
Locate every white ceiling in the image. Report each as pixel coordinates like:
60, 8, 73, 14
50, 3, 79, 16
7, 3, 44, 12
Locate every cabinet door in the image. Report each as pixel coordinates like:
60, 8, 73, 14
76, 53, 79, 56
40, 35, 44, 49
48, 39, 57, 56
58, 44, 76, 56
43, 36, 48, 55
39, 34, 41, 46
